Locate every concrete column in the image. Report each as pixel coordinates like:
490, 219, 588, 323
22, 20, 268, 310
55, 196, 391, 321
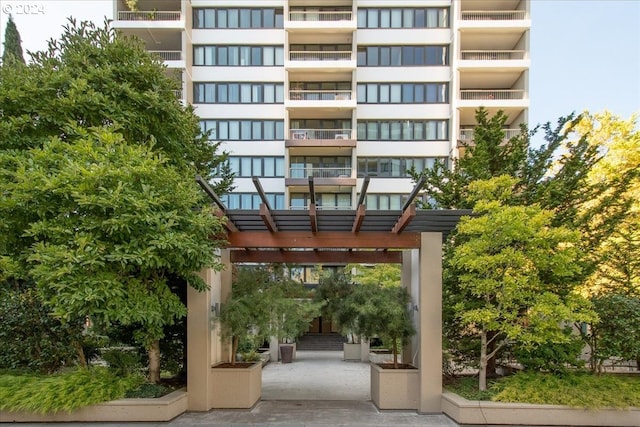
360, 338, 370, 362
418, 232, 443, 413
269, 336, 279, 362
187, 269, 214, 411
219, 250, 232, 364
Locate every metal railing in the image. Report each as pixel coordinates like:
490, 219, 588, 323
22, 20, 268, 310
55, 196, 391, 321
460, 89, 526, 100
289, 167, 352, 179
288, 11, 353, 22
289, 129, 352, 140
460, 50, 526, 60
289, 205, 349, 211
149, 50, 182, 61
117, 11, 181, 21
289, 90, 353, 101
461, 10, 527, 21
459, 128, 522, 140
289, 51, 352, 61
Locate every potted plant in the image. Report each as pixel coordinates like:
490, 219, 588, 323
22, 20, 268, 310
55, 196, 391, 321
213, 266, 272, 408
269, 273, 322, 363
356, 284, 418, 410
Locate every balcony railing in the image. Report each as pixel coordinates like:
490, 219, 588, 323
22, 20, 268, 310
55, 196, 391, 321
289, 90, 353, 101
149, 50, 182, 61
459, 128, 522, 140
117, 11, 181, 21
290, 167, 352, 179
460, 50, 526, 60
289, 51, 352, 61
461, 10, 527, 21
289, 129, 352, 140
290, 205, 349, 211
460, 89, 525, 100
289, 11, 353, 22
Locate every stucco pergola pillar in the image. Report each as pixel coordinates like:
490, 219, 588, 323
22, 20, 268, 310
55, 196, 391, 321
417, 232, 443, 413
187, 249, 231, 411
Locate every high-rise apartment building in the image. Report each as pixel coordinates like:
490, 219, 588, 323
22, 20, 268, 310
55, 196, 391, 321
112, 0, 530, 211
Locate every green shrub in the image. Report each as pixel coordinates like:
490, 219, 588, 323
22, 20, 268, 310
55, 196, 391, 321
513, 328, 585, 374
493, 372, 640, 408
102, 348, 142, 377
125, 382, 174, 398
0, 367, 144, 414
0, 287, 83, 373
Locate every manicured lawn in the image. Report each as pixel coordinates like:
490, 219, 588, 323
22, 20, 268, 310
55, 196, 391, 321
445, 371, 640, 409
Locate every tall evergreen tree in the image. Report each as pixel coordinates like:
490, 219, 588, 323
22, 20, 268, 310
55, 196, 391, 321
2, 15, 25, 65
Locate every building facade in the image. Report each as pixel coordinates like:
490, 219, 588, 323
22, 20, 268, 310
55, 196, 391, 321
112, 0, 530, 211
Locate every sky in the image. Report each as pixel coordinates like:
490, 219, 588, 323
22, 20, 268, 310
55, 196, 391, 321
1, 0, 639, 129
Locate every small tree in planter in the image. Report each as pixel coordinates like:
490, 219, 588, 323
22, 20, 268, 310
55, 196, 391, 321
355, 284, 415, 368
315, 269, 359, 343
218, 267, 272, 366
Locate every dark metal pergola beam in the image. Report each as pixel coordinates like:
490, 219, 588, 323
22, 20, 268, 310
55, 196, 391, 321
402, 175, 426, 211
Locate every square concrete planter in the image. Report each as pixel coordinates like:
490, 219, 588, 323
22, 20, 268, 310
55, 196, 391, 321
210, 362, 261, 409
370, 363, 418, 410
343, 343, 361, 361
0, 389, 188, 422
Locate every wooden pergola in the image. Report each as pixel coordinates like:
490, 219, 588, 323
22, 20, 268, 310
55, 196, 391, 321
196, 175, 470, 263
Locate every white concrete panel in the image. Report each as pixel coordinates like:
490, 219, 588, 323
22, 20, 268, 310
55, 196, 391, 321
191, 67, 285, 82
193, 104, 285, 119
356, 67, 451, 82
221, 141, 285, 157
357, 104, 451, 120
362, 178, 416, 194
357, 29, 451, 46
192, 30, 285, 45
356, 141, 450, 157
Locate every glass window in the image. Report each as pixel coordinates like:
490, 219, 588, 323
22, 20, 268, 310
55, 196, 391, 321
240, 9, 251, 28
240, 121, 251, 140
391, 47, 402, 65
229, 121, 240, 140
218, 47, 228, 65
240, 47, 251, 65
275, 9, 284, 28
276, 121, 285, 140
390, 122, 401, 140
219, 121, 228, 139
427, 9, 438, 28
402, 47, 414, 65
403, 121, 413, 140
275, 47, 284, 65
241, 157, 251, 176
414, 122, 424, 140
357, 48, 366, 66
379, 84, 390, 103
357, 123, 366, 140
229, 157, 240, 175
252, 158, 262, 176
217, 10, 227, 28
391, 9, 402, 28
402, 84, 413, 102
367, 122, 378, 140
275, 158, 284, 176
251, 47, 261, 65
228, 84, 240, 103
218, 84, 228, 102
263, 47, 274, 66
367, 47, 378, 66
357, 84, 366, 103
228, 9, 239, 28
275, 84, 284, 102
367, 9, 379, 28
251, 9, 261, 28
264, 84, 275, 103
228, 46, 239, 65
194, 47, 204, 65
366, 84, 377, 103
380, 9, 391, 28
357, 9, 366, 28
414, 84, 424, 102
205, 10, 215, 28
252, 85, 262, 103
415, 9, 425, 27
380, 47, 390, 66
380, 122, 390, 140
403, 9, 414, 28
263, 121, 275, 140
390, 84, 401, 103
252, 121, 262, 140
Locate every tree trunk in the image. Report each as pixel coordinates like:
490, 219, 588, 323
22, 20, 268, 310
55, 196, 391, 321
479, 331, 488, 391
231, 336, 239, 366
392, 338, 398, 369
486, 331, 498, 378
148, 340, 161, 384
74, 341, 87, 368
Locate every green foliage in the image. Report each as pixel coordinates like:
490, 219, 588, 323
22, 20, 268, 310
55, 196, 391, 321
512, 327, 585, 374
0, 286, 83, 373
492, 372, 640, 409
0, 368, 144, 414
349, 264, 401, 288
446, 372, 640, 409
102, 348, 142, 377
125, 382, 174, 398
2, 15, 25, 65
587, 293, 640, 372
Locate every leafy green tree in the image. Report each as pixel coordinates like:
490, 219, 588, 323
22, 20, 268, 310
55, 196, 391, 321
314, 269, 360, 342
2, 15, 25, 65
354, 284, 415, 368
2, 129, 226, 382
0, 18, 232, 185
450, 176, 594, 390
349, 264, 401, 288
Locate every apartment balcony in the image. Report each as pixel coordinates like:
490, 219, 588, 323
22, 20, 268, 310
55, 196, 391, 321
459, 49, 529, 71
113, 10, 183, 30
149, 50, 185, 68
459, 128, 521, 142
460, 10, 529, 28
286, 167, 356, 187
285, 51, 356, 72
458, 90, 529, 124
285, 10, 356, 33
286, 129, 356, 149
286, 90, 356, 111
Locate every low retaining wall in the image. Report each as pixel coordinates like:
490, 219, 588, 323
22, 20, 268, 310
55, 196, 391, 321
0, 389, 188, 423
442, 391, 640, 426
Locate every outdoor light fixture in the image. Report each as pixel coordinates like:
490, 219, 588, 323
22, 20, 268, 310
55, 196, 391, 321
211, 302, 220, 316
